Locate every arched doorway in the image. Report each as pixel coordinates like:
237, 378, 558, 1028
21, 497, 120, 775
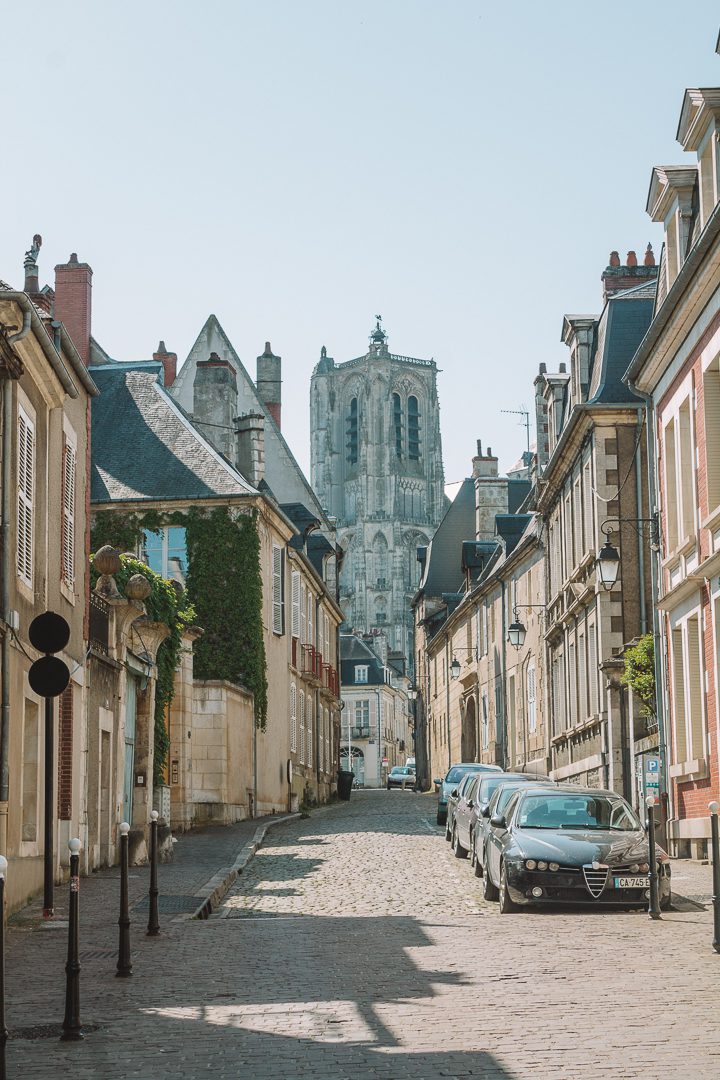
340, 746, 365, 786
461, 695, 477, 762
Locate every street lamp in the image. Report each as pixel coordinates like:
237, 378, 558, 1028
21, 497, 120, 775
450, 657, 461, 680
596, 535, 621, 591
506, 605, 546, 650
595, 517, 659, 591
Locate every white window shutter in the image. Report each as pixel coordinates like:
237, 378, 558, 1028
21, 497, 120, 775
306, 694, 313, 768
290, 682, 297, 752
527, 665, 536, 733
307, 593, 313, 648
291, 571, 300, 638
17, 408, 34, 587
62, 441, 76, 587
300, 584, 307, 643
272, 544, 283, 634
299, 690, 305, 764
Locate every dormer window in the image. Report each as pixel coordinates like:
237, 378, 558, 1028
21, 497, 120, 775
647, 166, 698, 290
355, 664, 369, 684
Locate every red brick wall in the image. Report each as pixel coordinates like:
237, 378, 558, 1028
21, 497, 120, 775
57, 687, 73, 820
54, 256, 92, 366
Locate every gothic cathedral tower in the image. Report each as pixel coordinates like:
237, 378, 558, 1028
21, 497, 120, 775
310, 319, 445, 668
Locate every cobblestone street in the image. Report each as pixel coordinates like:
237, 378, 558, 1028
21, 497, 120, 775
6, 791, 720, 1079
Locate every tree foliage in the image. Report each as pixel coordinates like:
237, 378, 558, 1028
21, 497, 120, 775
621, 633, 655, 718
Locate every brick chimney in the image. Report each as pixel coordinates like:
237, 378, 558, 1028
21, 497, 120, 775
153, 340, 178, 387
54, 253, 93, 365
256, 341, 281, 428
193, 352, 238, 460
234, 412, 265, 487
601, 247, 657, 302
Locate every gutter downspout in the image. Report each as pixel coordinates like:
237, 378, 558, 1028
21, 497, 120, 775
444, 635, 451, 771
626, 378, 669, 826
500, 581, 508, 769
0, 314, 31, 853
635, 409, 647, 635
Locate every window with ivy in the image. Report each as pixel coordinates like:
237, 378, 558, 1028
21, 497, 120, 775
143, 526, 187, 585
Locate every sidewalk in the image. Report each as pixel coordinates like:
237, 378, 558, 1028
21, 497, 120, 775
669, 857, 715, 906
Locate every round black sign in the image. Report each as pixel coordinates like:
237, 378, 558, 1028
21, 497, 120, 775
28, 611, 70, 655
28, 656, 71, 698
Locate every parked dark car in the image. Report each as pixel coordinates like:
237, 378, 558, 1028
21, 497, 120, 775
482, 785, 672, 913
435, 762, 502, 826
472, 778, 550, 877
445, 771, 482, 843
387, 765, 415, 789
450, 772, 550, 865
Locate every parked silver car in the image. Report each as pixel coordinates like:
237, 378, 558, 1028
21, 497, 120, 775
435, 762, 502, 826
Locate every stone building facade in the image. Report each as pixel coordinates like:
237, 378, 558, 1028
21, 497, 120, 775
310, 320, 445, 667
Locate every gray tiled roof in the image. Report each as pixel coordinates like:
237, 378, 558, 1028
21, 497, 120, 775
90, 362, 257, 504
588, 285, 656, 404
418, 478, 475, 598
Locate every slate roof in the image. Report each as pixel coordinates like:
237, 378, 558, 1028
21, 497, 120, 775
90, 362, 257, 504
587, 283, 656, 404
340, 634, 385, 686
417, 478, 475, 598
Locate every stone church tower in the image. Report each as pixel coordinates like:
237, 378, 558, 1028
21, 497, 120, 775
310, 319, 445, 667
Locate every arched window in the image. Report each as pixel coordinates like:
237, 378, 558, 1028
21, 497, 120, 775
347, 397, 359, 464
408, 396, 420, 459
393, 393, 402, 457
372, 533, 388, 586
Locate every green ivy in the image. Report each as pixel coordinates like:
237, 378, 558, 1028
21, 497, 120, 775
90, 505, 268, 730
621, 633, 655, 718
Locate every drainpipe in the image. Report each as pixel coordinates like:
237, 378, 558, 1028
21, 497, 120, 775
444, 635, 451, 770
626, 378, 669, 823
635, 409, 647, 635
500, 581, 508, 769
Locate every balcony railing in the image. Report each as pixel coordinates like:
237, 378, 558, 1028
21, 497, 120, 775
89, 592, 110, 655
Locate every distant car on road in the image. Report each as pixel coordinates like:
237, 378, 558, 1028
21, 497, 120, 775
435, 762, 502, 826
387, 765, 415, 789
481, 785, 672, 913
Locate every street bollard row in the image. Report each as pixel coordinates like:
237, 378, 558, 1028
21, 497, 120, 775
0, 813, 163, 1065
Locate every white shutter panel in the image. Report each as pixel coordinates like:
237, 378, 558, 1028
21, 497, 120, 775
527, 665, 536, 733
324, 611, 330, 664
307, 593, 313, 648
272, 545, 283, 634
300, 584, 307, 643
291, 571, 300, 638
299, 691, 305, 764
306, 694, 313, 768
17, 408, 34, 587
290, 682, 297, 752
62, 441, 76, 587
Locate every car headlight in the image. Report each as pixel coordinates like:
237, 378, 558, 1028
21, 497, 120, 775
537, 860, 548, 871
525, 859, 537, 870
549, 862, 559, 872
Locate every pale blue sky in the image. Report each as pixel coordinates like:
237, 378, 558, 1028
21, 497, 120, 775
3, 2, 720, 484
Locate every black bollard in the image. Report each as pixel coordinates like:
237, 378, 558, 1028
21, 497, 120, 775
116, 823, 132, 977
146, 810, 160, 937
710, 801, 720, 954
646, 796, 661, 920
0, 855, 8, 1080
61, 839, 83, 1041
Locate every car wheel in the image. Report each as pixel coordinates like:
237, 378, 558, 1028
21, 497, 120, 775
452, 825, 468, 859
482, 858, 499, 900
499, 862, 519, 914
471, 836, 483, 878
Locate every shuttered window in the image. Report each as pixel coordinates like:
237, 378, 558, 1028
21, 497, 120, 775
307, 591, 313, 648
527, 665, 536, 733
290, 682, 297, 752
306, 694, 313, 768
62, 440, 77, 588
299, 690, 305, 764
291, 571, 300, 638
671, 628, 687, 762
17, 407, 34, 588
687, 615, 705, 760
703, 361, 720, 512
587, 620, 598, 715
300, 584, 307, 643
272, 544, 284, 634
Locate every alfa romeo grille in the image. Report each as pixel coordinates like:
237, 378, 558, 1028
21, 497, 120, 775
582, 865, 608, 898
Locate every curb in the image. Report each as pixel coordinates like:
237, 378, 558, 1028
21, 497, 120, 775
190, 813, 300, 920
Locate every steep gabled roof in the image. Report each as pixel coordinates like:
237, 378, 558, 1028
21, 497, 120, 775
587, 283, 656, 404
90, 361, 257, 504
417, 478, 475, 599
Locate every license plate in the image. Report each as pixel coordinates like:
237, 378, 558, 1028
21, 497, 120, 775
614, 876, 650, 888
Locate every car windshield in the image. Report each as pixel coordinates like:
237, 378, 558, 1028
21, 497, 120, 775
391, 767, 411, 775
516, 793, 641, 831
445, 766, 480, 785
478, 775, 507, 802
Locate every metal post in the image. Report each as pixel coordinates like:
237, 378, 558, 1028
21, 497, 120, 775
146, 810, 159, 937
0, 855, 8, 1080
710, 801, 720, 954
60, 838, 83, 1041
43, 696, 54, 919
646, 796, 661, 920
116, 823, 132, 977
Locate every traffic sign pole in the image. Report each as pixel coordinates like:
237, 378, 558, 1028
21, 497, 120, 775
43, 696, 54, 918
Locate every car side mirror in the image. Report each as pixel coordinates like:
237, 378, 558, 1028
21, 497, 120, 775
450, 788, 459, 799
490, 813, 506, 829
481, 805, 491, 818
433, 778, 442, 787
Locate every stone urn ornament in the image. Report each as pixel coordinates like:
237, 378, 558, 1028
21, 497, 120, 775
125, 573, 152, 603
93, 545, 122, 598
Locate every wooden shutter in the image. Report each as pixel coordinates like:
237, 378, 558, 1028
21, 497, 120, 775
290, 682, 297, 752
527, 665, 536, 733
62, 440, 77, 587
587, 620, 598, 715
307, 591, 313, 648
291, 571, 300, 638
671, 628, 687, 762
300, 584, 307, 643
17, 407, 34, 587
299, 690, 305, 764
306, 694, 313, 768
272, 544, 284, 634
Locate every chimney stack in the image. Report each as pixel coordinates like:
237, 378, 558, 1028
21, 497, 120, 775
23, 234, 42, 294
235, 412, 265, 487
256, 341, 281, 429
54, 252, 93, 365
601, 246, 657, 302
153, 340, 178, 387
193, 352, 238, 460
